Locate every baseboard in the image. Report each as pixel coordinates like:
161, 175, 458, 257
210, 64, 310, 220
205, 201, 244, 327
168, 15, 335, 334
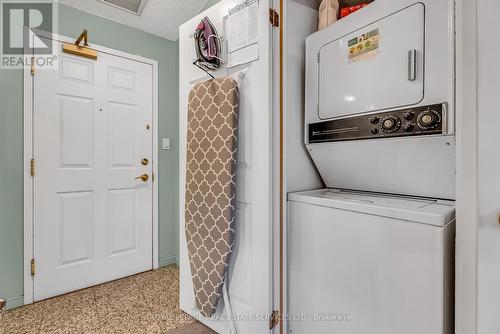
158, 256, 178, 268
5, 296, 24, 310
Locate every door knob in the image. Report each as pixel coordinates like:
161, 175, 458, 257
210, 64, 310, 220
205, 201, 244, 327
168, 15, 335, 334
134, 174, 149, 182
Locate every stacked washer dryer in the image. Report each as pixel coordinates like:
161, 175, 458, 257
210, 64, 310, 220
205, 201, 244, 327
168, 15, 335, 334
288, 0, 456, 333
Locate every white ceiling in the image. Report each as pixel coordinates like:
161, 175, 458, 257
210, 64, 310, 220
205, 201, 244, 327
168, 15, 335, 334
57, 0, 212, 41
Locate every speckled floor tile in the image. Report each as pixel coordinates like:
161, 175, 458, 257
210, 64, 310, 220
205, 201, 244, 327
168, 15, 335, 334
167, 264, 180, 281
98, 305, 162, 334
156, 307, 196, 333
0, 301, 44, 334
44, 287, 95, 311
160, 303, 195, 331
165, 322, 217, 334
140, 273, 179, 302
0, 266, 206, 334
40, 287, 99, 334
135, 267, 176, 295
145, 293, 195, 333
94, 327, 117, 334
39, 308, 99, 334
95, 276, 138, 300
138, 266, 195, 332
95, 276, 145, 311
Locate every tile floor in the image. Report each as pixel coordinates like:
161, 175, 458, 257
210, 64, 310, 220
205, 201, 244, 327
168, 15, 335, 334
0, 265, 216, 334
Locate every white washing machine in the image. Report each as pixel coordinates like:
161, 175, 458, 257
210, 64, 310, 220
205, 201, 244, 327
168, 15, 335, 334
288, 189, 455, 334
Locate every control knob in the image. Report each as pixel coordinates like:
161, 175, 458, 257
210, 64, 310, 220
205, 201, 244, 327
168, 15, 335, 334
381, 116, 401, 133
417, 109, 440, 130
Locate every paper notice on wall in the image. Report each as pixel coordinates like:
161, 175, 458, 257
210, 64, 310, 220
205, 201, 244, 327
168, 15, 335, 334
348, 29, 380, 64
227, 0, 259, 68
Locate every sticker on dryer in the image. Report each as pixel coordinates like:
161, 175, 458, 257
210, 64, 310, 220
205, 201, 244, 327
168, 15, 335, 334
348, 29, 379, 63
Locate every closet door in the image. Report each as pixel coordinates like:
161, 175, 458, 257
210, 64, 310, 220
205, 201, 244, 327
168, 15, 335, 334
178, 1, 275, 333
318, 3, 425, 119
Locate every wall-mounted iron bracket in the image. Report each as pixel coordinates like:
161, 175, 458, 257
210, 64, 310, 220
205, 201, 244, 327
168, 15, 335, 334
193, 60, 215, 79
62, 29, 98, 60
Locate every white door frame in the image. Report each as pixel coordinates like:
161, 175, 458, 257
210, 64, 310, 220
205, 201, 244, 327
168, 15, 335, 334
23, 31, 159, 305
455, 0, 479, 333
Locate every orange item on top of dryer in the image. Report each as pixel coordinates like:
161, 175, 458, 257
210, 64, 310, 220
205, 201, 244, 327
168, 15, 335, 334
340, 3, 369, 18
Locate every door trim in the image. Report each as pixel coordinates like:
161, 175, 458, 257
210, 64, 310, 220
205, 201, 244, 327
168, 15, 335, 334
23, 31, 159, 305
455, 0, 479, 333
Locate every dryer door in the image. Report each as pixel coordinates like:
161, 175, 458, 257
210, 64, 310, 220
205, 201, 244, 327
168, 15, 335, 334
318, 3, 425, 120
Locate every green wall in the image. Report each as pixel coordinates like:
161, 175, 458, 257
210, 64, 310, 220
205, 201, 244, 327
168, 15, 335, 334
0, 3, 179, 309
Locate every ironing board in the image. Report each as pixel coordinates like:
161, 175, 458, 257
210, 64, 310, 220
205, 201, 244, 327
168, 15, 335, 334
185, 77, 239, 317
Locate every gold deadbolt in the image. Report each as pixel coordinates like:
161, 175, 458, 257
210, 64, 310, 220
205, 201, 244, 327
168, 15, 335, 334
146, 124, 151, 130
141, 158, 149, 166
134, 174, 149, 182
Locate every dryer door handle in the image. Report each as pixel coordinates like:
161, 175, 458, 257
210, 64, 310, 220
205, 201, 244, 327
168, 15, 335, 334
408, 49, 417, 81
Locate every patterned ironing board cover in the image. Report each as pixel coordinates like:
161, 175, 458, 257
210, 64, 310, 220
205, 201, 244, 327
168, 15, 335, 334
185, 77, 239, 317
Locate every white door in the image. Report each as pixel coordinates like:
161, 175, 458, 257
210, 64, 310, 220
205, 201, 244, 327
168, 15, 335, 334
179, 1, 275, 333
33, 37, 154, 301
318, 3, 425, 119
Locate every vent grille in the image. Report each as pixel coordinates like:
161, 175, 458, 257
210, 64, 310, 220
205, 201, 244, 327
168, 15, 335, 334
98, 0, 147, 15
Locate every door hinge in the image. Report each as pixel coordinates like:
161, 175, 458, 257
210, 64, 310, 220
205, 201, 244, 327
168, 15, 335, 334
269, 310, 280, 330
30, 57, 35, 76
31, 259, 35, 277
30, 159, 35, 177
269, 8, 279, 28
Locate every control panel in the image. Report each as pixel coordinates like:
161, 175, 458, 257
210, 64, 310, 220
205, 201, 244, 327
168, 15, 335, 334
308, 103, 447, 143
